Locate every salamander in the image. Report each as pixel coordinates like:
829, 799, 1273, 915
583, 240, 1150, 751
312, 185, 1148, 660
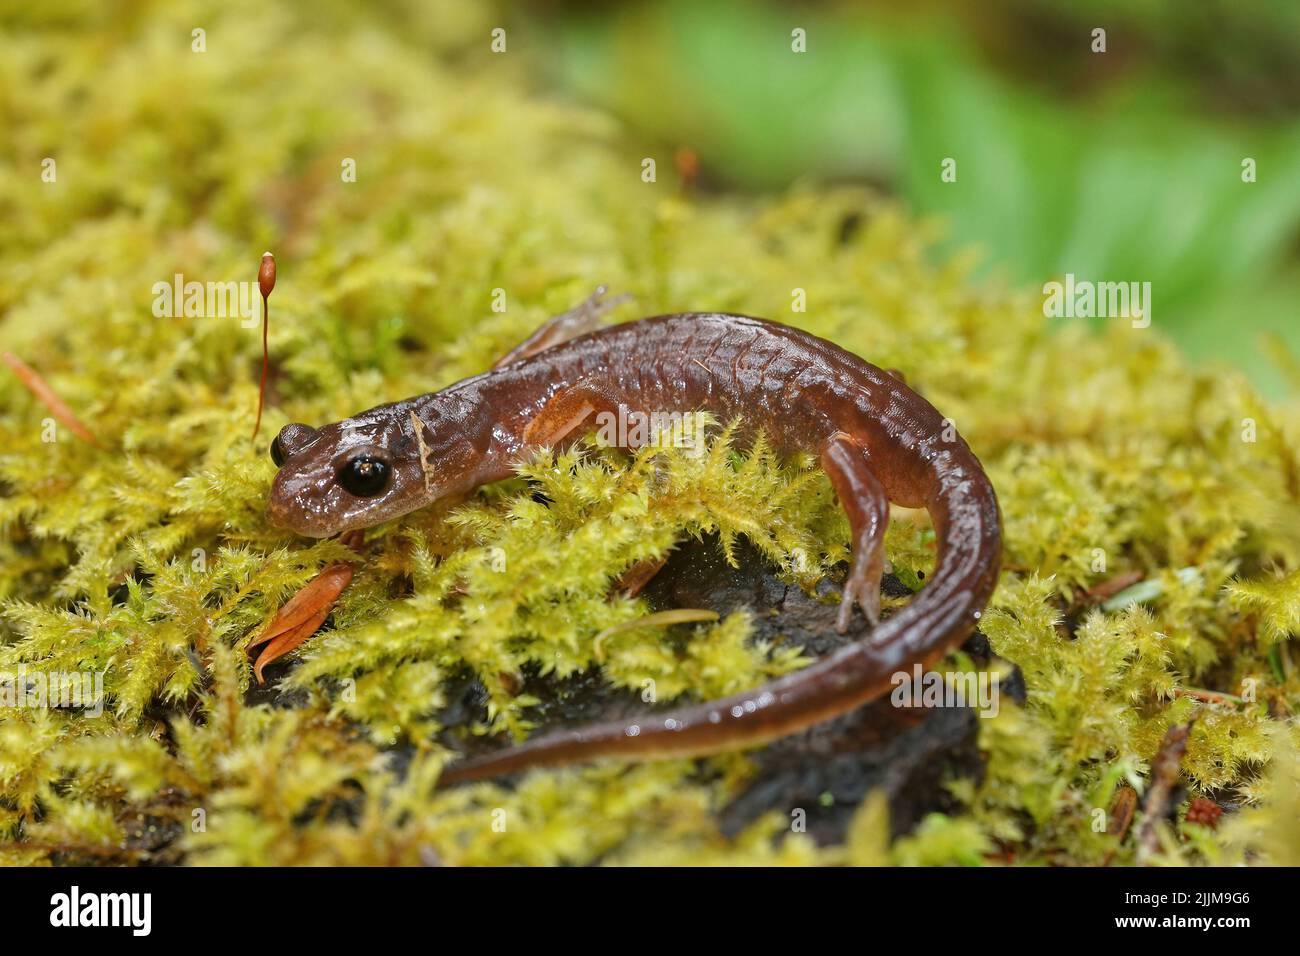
266, 307, 1002, 785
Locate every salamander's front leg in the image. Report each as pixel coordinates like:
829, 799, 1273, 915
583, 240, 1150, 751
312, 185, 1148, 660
523, 381, 671, 600
820, 432, 889, 633
520, 379, 617, 448
493, 286, 632, 370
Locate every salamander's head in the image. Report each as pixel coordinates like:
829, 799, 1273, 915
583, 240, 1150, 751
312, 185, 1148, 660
266, 403, 479, 537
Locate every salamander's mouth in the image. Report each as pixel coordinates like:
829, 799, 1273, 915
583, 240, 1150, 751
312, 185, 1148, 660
266, 494, 341, 538
266, 489, 427, 539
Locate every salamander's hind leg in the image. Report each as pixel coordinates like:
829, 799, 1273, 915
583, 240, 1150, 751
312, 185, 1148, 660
820, 432, 890, 633
492, 286, 633, 370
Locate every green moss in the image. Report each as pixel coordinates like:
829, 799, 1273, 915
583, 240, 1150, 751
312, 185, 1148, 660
1, 0, 1298, 865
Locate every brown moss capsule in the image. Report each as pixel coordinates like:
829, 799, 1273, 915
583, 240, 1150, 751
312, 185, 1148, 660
259, 251, 276, 299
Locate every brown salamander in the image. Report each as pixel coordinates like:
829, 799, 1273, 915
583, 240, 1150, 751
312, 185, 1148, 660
266, 309, 1002, 784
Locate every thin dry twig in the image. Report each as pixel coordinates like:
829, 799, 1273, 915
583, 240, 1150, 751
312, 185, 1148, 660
1171, 686, 1242, 706
1101, 784, 1138, 865
2, 351, 102, 447
1136, 721, 1193, 863
592, 608, 720, 663
1109, 785, 1138, 838
1081, 569, 1145, 606
614, 555, 669, 599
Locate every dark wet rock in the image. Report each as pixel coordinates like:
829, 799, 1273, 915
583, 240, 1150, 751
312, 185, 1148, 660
719, 698, 979, 844
437, 533, 993, 845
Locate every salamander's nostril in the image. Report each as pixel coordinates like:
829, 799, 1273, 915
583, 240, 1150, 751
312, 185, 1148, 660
272, 422, 319, 462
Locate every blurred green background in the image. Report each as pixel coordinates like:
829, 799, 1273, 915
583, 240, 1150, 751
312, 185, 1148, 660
514, 0, 1300, 395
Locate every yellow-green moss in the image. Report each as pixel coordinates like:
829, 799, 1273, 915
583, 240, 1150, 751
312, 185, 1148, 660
1, 0, 1298, 866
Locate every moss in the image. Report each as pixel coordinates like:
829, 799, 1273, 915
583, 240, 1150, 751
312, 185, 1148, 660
1, 0, 1298, 865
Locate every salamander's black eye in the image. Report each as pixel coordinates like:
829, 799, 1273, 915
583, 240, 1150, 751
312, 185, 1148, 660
338, 455, 391, 497
270, 435, 286, 467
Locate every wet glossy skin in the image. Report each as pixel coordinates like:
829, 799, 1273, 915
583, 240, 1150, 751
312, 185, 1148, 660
267, 313, 1002, 784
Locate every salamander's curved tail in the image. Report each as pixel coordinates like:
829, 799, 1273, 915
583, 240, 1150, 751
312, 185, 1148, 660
436, 455, 1000, 787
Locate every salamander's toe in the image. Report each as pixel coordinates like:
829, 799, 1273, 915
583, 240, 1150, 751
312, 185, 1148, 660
836, 559, 883, 633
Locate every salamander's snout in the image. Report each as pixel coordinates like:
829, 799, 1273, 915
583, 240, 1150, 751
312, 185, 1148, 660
270, 423, 319, 467
265, 489, 296, 532
266, 422, 335, 537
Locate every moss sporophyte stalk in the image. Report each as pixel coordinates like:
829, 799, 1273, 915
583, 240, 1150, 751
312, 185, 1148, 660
0, 0, 1298, 866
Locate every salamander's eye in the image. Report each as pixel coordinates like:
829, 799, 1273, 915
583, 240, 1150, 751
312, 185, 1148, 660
270, 435, 286, 467
338, 455, 391, 497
